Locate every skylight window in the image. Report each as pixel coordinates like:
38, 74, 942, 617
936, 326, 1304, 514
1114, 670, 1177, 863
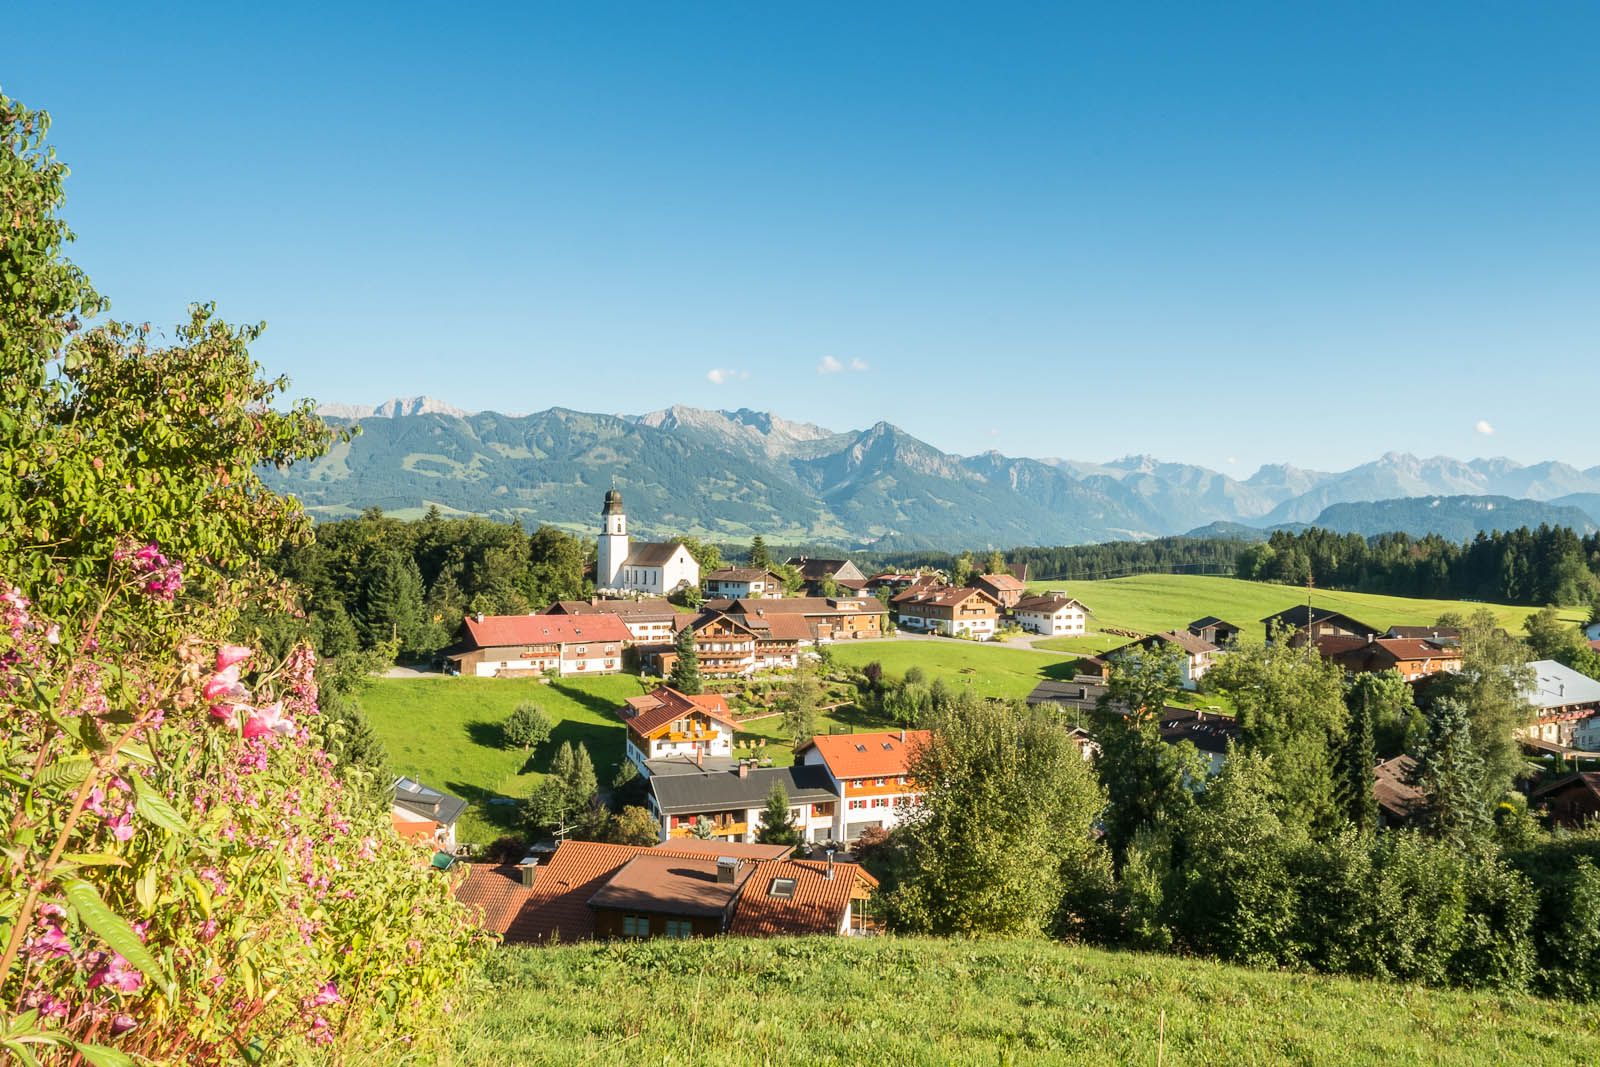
768, 878, 797, 899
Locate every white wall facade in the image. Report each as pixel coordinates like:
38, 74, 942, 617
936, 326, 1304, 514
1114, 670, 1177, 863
1016, 606, 1087, 636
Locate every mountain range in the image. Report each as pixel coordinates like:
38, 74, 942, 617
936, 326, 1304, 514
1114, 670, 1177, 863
265, 397, 1600, 548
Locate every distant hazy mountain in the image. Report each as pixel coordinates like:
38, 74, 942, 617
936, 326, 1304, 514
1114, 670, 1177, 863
1306, 496, 1599, 540
269, 399, 1600, 547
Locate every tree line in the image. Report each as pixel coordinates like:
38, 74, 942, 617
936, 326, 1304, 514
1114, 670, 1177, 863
855, 615, 1600, 1001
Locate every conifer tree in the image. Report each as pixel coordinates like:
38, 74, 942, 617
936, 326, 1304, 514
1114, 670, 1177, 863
1337, 679, 1379, 834
670, 625, 703, 694
1413, 696, 1492, 849
756, 783, 800, 845
749, 535, 771, 569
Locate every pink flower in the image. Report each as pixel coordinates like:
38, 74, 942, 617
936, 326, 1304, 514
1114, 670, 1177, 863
110, 1013, 138, 1036
310, 981, 341, 1007
88, 953, 144, 994
203, 664, 244, 701
243, 701, 294, 740
215, 644, 253, 671
25, 920, 71, 960
44, 623, 61, 645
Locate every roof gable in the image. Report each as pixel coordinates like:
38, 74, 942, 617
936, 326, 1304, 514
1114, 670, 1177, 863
799, 730, 932, 779
622, 686, 736, 737
461, 613, 631, 648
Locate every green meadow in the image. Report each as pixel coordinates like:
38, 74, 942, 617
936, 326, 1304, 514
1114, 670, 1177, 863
450, 937, 1600, 1066
1026, 573, 1581, 645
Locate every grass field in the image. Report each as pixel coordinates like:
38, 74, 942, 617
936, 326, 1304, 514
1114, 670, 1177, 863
450, 937, 1600, 1066
361, 674, 652, 844
1026, 573, 1582, 643
828, 640, 1080, 700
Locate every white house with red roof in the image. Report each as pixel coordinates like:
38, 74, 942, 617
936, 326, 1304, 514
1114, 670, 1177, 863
445, 613, 630, 678
798, 729, 932, 841
619, 686, 738, 776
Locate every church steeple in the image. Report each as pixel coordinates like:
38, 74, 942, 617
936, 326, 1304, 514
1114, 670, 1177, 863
597, 489, 629, 588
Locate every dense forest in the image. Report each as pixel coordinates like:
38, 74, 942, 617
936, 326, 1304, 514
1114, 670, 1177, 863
1236, 525, 1600, 608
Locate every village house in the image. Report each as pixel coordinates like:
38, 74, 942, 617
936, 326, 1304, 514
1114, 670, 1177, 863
391, 777, 467, 853
798, 730, 931, 841
1187, 616, 1243, 646
1157, 707, 1239, 776
547, 598, 678, 645
705, 596, 888, 642
444, 612, 630, 678
891, 585, 1002, 640
785, 556, 868, 596
862, 572, 929, 596
452, 840, 877, 944
973, 572, 1027, 611
1108, 630, 1221, 689
1263, 606, 1382, 644
1517, 660, 1600, 748
1311, 634, 1463, 682
702, 566, 786, 600
620, 686, 737, 778
1386, 625, 1462, 643
1530, 772, 1600, 829
647, 610, 814, 679
1373, 755, 1424, 828
595, 490, 700, 597
1013, 593, 1089, 636
1025, 677, 1109, 717
649, 762, 840, 844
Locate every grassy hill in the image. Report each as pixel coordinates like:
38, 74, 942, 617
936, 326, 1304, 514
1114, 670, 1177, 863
449, 937, 1600, 1065
1026, 573, 1583, 647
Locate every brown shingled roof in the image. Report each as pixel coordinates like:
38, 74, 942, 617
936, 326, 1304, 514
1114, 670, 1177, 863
453, 864, 538, 938
621, 686, 735, 737
728, 858, 878, 937
587, 853, 753, 917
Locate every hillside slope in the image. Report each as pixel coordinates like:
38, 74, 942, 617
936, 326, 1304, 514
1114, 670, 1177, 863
450, 938, 1600, 1066
1308, 495, 1598, 538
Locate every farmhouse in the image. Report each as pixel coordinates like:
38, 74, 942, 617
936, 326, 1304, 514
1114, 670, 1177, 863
973, 572, 1027, 611
1108, 630, 1221, 690
445, 613, 630, 678
648, 611, 813, 679
702, 566, 786, 600
595, 490, 700, 596
547, 598, 678, 644
891, 586, 1002, 640
707, 596, 888, 642
785, 556, 867, 595
798, 730, 931, 841
1312, 635, 1462, 682
1188, 616, 1243, 646
1013, 593, 1089, 636
453, 840, 877, 943
1026, 678, 1109, 716
1373, 755, 1424, 828
1157, 708, 1239, 776
1530, 772, 1600, 830
1263, 606, 1381, 644
1518, 660, 1600, 748
649, 763, 840, 844
620, 686, 737, 777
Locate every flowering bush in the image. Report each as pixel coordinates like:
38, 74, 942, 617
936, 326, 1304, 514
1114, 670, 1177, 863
1, 560, 483, 1064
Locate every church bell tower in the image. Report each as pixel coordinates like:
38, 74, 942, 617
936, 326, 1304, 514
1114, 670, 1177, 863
597, 489, 629, 589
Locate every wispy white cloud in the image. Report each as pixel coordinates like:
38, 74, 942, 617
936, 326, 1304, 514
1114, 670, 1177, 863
818, 355, 869, 375
706, 368, 748, 385
1474, 419, 1495, 436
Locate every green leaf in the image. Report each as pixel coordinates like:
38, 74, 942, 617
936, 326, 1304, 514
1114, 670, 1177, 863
72, 1043, 135, 1067
59, 852, 130, 868
131, 777, 190, 836
62, 878, 172, 992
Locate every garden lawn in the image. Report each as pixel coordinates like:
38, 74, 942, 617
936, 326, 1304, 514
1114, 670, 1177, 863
1025, 573, 1584, 641
359, 674, 654, 845
828, 639, 1079, 700
451, 937, 1600, 1066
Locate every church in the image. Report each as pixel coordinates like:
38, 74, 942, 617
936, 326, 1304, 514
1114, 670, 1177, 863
595, 489, 700, 597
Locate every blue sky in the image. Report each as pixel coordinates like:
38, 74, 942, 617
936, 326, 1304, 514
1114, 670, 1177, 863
6, 2, 1598, 472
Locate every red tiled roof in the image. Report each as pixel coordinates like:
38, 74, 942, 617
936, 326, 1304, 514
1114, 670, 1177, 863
505, 841, 727, 944
976, 573, 1026, 592
453, 864, 538, 936
729, 858, 878, 937
712, 597, 886, 617
661, 840, 795, 860
798, 730, 931, 779
621, 686, 735, 737
461, 613, 631, 649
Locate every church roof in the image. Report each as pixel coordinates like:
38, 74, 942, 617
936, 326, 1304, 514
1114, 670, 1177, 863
602, 489, 624, 515
625, 542, 690, 567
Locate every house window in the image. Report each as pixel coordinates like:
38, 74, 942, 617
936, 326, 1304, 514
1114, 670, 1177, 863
622, 914, 650, 938
768, 878, 797, 900
664, 919, 693, 939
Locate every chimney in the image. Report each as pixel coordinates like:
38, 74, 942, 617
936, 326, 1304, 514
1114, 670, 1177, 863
716, 857, 739, 884
696, 747, 704, 769
898, 730, 906, 743
475, 612, 485, 624
738, 760, 749, 779
824, 848, 836, 881
517, 857, 539, 888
